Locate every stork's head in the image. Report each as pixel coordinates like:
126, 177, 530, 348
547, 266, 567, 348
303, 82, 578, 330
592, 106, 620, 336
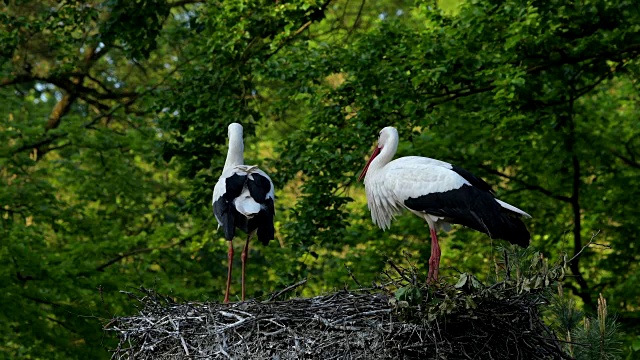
358, 126, 398, 181
228, 122, 243, 138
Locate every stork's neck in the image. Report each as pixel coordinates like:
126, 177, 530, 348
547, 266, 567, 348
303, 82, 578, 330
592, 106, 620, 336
365, 135, 398, 181
223, 130, 244, 171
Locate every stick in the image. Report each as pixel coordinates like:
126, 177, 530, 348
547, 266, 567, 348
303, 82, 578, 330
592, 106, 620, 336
568, 230, 606, 263
387, 259, 413, 284
265, 278, 308, 302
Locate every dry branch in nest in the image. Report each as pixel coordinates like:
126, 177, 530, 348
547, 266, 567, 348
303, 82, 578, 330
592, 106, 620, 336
106, 250, 573, 359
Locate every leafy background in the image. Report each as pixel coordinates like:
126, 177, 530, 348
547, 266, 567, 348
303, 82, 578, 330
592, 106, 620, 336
1, 0, 639, 358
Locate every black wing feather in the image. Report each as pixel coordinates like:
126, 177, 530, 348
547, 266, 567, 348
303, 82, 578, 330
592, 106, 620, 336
213, 197, 235, 240
247, 173, 272, 202
404, 185, 529, 247
213, 173, 248, 240
450, 165, 494, 194
224, 174, 247, 200
255, 198, 275, 245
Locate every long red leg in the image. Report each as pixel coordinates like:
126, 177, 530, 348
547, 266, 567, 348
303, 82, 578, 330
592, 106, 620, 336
224, 241, 234, 303
427, 227, 441, 284
241, 234, 251, 301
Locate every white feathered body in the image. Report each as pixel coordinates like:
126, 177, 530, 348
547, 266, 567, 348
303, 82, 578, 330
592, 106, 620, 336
364, 156, 467, 230
363, 155, 531, 246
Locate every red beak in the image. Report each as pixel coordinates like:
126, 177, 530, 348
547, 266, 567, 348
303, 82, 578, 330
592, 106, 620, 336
358, 146, 381, 182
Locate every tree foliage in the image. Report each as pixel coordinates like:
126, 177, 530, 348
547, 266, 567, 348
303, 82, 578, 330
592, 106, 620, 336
1, 0, 639, 358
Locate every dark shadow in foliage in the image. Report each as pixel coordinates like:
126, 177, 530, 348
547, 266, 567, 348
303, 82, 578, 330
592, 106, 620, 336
100, 0, 171, 60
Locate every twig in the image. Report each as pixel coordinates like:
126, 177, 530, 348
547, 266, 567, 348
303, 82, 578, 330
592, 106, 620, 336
330, 309, 391, 325
265, 278, 308, 302
387, 259, 413, 285
568, 230, 602, 264
345, 264, 363, 288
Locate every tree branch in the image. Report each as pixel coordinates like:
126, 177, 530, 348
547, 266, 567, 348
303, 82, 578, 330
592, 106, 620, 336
0, 74, 34, 87
169, 0, 204, 7
45, 93, 75, 130
11, 133, 67, 155
22, 294, 60, 306
612, 150, 640, 170
417, 44, 635, 106
565, 94, 594, 310
43, 45, 101, 131
90, 230, 205, 274
265, 0, 332, 60
46, 316, 80, 334
474, 164, 572, 202
426, 85, 496, 107
11, 49, 194, 159
525, 43, 640, 75
345, 0, 366, 41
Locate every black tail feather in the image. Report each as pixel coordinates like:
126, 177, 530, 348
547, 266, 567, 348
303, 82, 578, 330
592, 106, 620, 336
256, 211, 275, 245
468, 208, 530, 247
256, 198, 275, 245
487, 214, 530, 247
405, 185, 530, 247
222, 211, 235, 240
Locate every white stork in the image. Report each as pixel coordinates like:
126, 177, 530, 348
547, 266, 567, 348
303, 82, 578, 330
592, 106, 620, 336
212, 123, 275, 302
358, 126, 531, 283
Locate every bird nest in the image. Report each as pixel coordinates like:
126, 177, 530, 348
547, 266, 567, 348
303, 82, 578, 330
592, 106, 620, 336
105, 252, 573, 360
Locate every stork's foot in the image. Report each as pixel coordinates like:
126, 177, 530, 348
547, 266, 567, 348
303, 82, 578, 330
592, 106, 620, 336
426, 270, 434, 285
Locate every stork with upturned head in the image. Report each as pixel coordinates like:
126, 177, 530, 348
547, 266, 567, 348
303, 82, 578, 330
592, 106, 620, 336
358, 126, 531, 283
212, 123, 275, 303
